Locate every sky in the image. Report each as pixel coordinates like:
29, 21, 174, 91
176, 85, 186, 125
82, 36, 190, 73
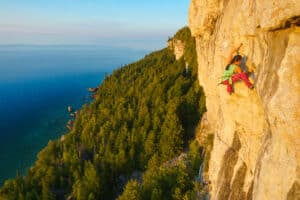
0, 0, 190, 48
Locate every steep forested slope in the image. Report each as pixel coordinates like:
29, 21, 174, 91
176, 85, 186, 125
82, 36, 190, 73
0, 27, 206, 200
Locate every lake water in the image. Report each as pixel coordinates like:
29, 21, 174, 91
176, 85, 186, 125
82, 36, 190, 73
0, 45, 148, 184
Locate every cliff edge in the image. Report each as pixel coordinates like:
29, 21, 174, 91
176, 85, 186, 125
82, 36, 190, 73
189, 0, 300, 199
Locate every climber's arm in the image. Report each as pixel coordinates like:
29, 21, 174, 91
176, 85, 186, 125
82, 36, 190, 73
227, 43, 243, 64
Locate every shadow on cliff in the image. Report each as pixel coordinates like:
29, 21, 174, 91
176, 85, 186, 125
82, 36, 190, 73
215, 132, 253, 200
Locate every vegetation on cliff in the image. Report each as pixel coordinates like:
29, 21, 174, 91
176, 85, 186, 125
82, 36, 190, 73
0, 27, 206, 200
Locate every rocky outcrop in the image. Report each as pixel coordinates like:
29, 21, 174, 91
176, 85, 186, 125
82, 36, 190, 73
67, 106, 73, 113
168, 38, 186, 60
189, 0, 300, 199
88, 87, 98, 93
66, 120, 74, 130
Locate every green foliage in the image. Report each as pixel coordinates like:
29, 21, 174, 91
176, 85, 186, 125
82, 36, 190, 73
118, 140, 205, 200
118, 161, 201, 200
202, 134, 214, 173
173, 27, 199, 75
72, 161, 102, 200
142, 163, 193, 200
187, 140, 203, 176
117, 180, 142, 200
0, 27, 206, 200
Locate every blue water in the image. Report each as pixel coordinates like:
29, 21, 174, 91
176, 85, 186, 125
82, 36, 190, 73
0, 45, 148, 184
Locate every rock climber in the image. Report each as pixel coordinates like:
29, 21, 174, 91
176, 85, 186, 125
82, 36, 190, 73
221, 43, 254, 94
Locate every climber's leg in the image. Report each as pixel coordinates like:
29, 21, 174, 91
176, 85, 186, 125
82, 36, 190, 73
232, 73, 253, 88
222, 80, 233, 94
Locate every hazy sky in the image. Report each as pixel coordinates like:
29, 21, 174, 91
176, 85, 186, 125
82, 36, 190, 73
0, 0, 190, 48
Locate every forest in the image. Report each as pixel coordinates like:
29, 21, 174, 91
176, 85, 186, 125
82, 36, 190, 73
0, 27, 207, 200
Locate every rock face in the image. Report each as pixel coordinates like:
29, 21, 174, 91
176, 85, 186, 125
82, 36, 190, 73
67, 106, 73, 113
189, 0, 300, 199
168, 38, 186, 60
88, 87, 98, 93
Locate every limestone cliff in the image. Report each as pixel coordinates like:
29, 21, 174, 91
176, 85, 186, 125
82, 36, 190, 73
189, 0, 300, 199
168, 38, 186, 60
